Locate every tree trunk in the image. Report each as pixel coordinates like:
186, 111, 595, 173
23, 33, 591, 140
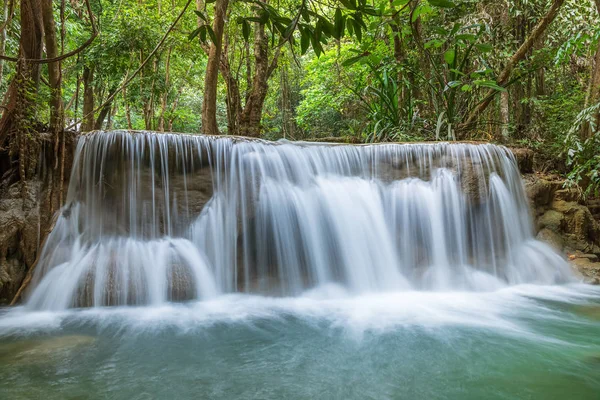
500, 90, 510, 140
201, 0, 229, 135
158, 46, 172, 132
94, 87, 116, 130
582, 0, 600, 139
124, 86, 133, 129
219, 33, 242, 136
0, 0, 13, 86
462, 0, 565, 130
82, 65, 95, 131
41, 0, 63, 134
239, 21, 279, 137
0, 0, 44, 145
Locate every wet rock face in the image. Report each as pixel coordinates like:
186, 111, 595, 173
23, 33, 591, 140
511, 148, 534, 174
0, 181, 44, 304
525, 174, 600, 283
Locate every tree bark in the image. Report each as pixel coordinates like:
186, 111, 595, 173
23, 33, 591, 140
41, 0, 63, 134
82, 65, 95, 131
239, 20, 279, 137
201, 0, 229, 135
462, 0, 565, 130
0, 0, 14, 86
0, 0, 44, 143
158, 46, 172, 132
582, 0, 600, 139
500, 90, 510, 139
94, 87, 116, 130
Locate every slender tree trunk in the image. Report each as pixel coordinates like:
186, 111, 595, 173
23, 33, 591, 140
582, 0, 600, 139
158, 46, 172, 132
220, 33, 242, 135
500, 90, 510, 139
390, 0, 406, 117
124, 86, 132, 129
82, 65, 95, 131
239, 20, 279, 137
94, 87, 116, 130
41, 0, 63, 134
108, 102, 117, 130
462, 0, 566, 130
201, 0, 229, 135
0, 0, 13, 86
0, 0, 44, 143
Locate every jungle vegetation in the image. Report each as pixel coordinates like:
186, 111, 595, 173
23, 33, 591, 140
0, 0, 599, 197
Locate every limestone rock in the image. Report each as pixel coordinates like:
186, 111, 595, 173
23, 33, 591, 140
510, 148, 534, 174
537, 210, 564, 232
536, 228, 564, 252
523, 177, 561, 208
569, 257, 600, 284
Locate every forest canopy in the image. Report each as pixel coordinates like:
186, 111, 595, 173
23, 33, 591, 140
0, 0, 599, 195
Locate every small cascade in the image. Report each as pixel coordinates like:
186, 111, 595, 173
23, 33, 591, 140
26, 131, 573, 310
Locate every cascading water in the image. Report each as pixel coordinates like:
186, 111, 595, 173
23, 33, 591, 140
4, 130, 600, 400
25, 130, 572, 310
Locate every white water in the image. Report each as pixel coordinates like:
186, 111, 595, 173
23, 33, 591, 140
25, 131, 573, 310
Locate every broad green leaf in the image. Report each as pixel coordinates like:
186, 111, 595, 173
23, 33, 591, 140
456, 34, 477, 42
474, 80, 506, 91
353, 20, 362, 42
188, 27, 202, 41
427, 0, 455, 7
301, 8, 310, 22
411, 4, 430, 22
333, 8, 345, 39
242, 20, 250, 41
339, 0, 357, 10
310, 33, 322, 57
444, 80, 461, 91
475, 43, 493, 53
194, 10, 207, 22
444, 49, 456, 65
206, 26, 217, 44
300, 29, 310, 54
424, 39, 444, 49
342, 54, 365, 66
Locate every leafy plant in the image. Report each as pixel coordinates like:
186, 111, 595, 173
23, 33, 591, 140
564, 102, 600, 198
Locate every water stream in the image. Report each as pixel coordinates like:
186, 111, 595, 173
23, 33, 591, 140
1, 131, 598, 399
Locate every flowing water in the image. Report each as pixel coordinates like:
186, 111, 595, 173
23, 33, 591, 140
1, 131, 599, 399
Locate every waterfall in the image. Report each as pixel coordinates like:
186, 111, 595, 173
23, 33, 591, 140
26, 131, 572, 310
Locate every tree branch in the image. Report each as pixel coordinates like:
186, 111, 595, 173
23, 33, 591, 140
0, 0, 97, 64
461, 0, 566, 130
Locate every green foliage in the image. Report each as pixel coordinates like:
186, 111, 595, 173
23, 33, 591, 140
564, 102, 600, 198
1, 0, 599, 193
294, 45, 366, 138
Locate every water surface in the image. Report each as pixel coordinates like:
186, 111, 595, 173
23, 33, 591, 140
2, 284, 600, 400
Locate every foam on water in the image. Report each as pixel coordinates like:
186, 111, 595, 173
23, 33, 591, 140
3, 284, 599, 341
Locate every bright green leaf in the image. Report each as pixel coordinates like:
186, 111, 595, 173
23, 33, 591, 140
427, 0, 455, 7
444, 49, 456, 65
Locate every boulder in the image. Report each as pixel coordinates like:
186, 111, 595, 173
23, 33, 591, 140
537, 210, 564, 232
510, 148, 534, 174
569, 257, 600, 284
536, 228, 565, 252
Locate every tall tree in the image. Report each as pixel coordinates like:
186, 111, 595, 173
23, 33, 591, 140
201, 0, 229, 135
462, 0, 566, 131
